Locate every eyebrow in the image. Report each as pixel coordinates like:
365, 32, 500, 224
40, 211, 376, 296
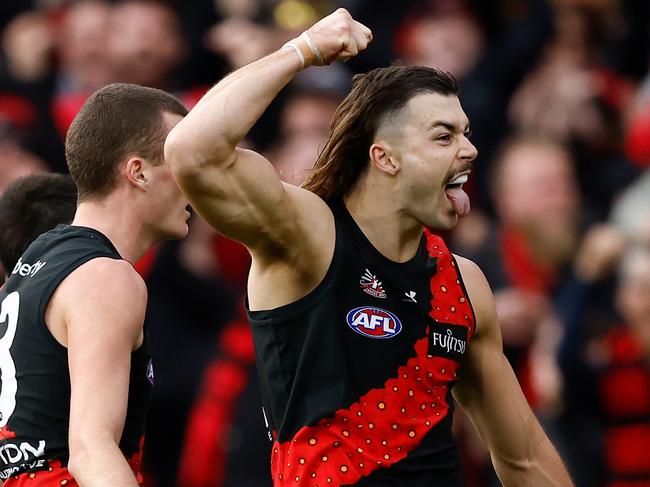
428, 121, 471, 132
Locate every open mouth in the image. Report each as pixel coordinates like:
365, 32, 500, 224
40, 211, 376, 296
444, 173, 468, 191
444, 173, 471, 217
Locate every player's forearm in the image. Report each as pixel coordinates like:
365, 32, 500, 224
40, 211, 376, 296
166, 46, 302, 168
67, 439, 139, 487
471, 407, 573, 487
473, 381, 573, 486
492, 430, 573, 487
455, 259, 574, 486
456, 354, 573, 486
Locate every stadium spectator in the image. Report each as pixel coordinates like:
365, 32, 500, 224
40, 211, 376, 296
50, 0, 112, 139
107, 0, 185, 90
456, 135, 581, 414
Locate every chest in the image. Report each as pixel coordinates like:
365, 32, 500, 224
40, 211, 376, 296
326, 247, 474, 388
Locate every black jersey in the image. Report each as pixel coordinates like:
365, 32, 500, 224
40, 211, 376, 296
0, 225, 153, 482
247, 200, 476, 487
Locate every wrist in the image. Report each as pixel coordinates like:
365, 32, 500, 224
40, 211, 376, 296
282, 31, 323, 69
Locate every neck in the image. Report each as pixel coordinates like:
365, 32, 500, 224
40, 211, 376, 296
72, 193, 153, 264
344, 179, 423, 263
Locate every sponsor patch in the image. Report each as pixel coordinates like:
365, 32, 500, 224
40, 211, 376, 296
359, 269, 387, 298
428, 323, 468, 360
346, 306, 402, 339
11, 258, 46, 278
0, 439, 46, 478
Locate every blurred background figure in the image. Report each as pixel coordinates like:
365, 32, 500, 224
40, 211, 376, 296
0, 0, 648, 485
452, 135, 581, 484
50, 0, 112, 139
596, 247, 650, 486
507, 0, 643, 218
396, 10, 484, 81
107, 0, 185, 89
0, 139, 48, 192
2, 10, 53, 84
457, 136, 580, 397
266, 84, 342, 185
559, 235, 650, 486
56, 0, 112, 94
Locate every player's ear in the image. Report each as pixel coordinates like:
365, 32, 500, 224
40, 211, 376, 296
125, 157, 147, 190
369, 141, 400, 176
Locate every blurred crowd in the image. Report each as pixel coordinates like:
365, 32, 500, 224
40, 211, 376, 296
1, 0, 649, 486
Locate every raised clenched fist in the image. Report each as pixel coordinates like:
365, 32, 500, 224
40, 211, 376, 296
284, 8, 373, 68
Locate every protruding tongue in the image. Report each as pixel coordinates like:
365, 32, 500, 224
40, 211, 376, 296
445, 187, 471, 217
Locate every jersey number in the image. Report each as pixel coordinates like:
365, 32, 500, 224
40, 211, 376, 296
0, 292, 19, 427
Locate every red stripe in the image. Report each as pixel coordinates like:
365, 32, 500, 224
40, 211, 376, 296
424, 231, 475, 338
271, 340, 459, 486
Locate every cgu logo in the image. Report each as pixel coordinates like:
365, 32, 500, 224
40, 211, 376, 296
346, 307, 402, 339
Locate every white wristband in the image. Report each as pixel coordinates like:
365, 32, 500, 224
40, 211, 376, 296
283, 42, 305, 69
301, 31, 324, 65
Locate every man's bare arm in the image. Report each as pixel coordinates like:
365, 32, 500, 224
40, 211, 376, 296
453, 256, 573, 486
55, 258, 146, 487
164, 9, 372, 254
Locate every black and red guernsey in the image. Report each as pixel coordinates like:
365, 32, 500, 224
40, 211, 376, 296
247, 200, 476, 486
0, 225, 152, 485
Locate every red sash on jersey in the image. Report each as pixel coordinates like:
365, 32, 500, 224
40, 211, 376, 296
270, 232, 475, 487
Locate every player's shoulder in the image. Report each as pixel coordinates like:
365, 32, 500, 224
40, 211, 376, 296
284, 183, 333, 217
74, 256, 141, 279
47, 257, 147, 341
452, 254, 497, 329
270, 183, 335, 257
288, 184, 335, 245
453, 254, 485, 283
453, 254, 490, 302
64, 257, 146, 303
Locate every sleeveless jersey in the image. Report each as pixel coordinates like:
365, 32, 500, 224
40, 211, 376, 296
248, 200, 476, 486
0, 225, 153, 485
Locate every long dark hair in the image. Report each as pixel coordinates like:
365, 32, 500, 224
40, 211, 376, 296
301, 65, 459, 201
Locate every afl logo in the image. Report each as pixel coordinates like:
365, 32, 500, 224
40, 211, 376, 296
346, 306, 402, 339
